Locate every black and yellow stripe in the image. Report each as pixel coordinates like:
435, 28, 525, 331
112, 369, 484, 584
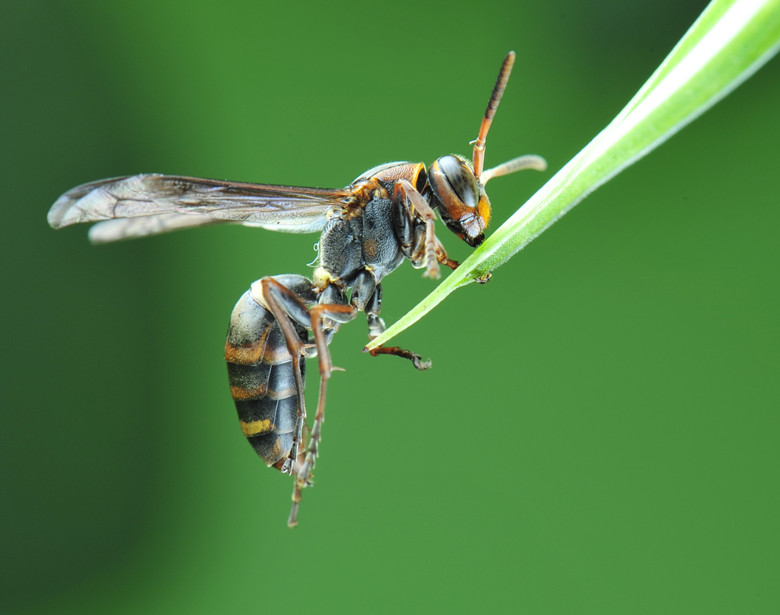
225, 285, 309, 468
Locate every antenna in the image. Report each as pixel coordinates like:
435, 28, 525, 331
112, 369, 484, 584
472, 51, 515, 179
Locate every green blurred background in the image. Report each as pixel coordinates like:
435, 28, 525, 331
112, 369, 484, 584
2, 1, 779, 613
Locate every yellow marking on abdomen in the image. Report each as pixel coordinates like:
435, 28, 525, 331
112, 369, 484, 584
240, 419, 274, 437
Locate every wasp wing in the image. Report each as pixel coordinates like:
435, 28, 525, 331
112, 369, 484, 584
48, 174, 348, 243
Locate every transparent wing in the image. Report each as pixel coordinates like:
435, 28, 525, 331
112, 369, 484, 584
48, 174, 349, 243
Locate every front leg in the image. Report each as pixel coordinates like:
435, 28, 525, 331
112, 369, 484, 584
434, 235, 460, 272
394, 179, 442, 279
361, 281, 432, 371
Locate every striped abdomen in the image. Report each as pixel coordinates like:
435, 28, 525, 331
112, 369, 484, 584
225, 279, 312, 470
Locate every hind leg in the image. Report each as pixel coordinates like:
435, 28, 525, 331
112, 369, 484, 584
288, 300, 357, 526
258, 278, 357, 526
252, 277, 318, 475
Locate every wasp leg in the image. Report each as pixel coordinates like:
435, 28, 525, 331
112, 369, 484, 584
254, 277, 316, 476
289, 300, 356, 528
361, 280, 432, 371
394, 179, 441, 279
255, 277, 328, 526
434, 235, 460, 271
298, 302, 356, 474
256, 277, 337, 526
366, 345, 432, 370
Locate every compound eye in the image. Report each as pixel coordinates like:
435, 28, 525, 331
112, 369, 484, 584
436, 155, 479, 208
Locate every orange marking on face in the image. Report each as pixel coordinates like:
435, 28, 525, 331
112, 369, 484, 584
477, 194, 491, 229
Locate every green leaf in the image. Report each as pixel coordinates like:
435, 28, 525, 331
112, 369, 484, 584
366, 0, 780, 351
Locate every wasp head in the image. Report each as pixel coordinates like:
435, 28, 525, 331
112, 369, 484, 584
428, 154, 490, 248
425, 52, 547, 250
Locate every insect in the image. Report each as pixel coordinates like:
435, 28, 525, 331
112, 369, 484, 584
47, 51, 546, 526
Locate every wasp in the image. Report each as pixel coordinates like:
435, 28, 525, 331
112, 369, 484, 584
48, 51, 546, 526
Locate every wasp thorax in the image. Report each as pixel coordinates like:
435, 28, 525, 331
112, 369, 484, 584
429, 154, 491, 248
